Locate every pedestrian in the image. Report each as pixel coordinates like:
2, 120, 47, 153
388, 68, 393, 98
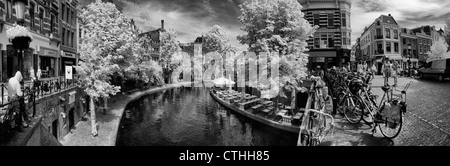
382, 59, 392, 86
7, 71, 29, 131
391, 61, 399, 87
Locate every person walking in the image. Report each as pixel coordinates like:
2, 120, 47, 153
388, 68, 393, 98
382, 59, 392, 86
392, 61, 399, 86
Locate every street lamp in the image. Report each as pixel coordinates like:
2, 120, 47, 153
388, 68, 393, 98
14, 0, 27, 26
407, 44, 412, 77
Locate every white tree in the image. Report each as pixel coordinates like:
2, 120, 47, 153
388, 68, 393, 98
160, 29, 183, 84
427, 40, 450, 61
76, 1, 141, 136
237, 0, 316, 112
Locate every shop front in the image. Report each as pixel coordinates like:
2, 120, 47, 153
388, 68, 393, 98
307, 51, 337, 70
60, 51, 76, 78
4, 44, 35, 81
39, 47, 59, 78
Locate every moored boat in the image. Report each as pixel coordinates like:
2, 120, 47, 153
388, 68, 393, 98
210, 89, 304, 133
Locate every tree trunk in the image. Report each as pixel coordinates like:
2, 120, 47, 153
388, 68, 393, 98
291, 87, 296, 116
90, 97, 98, 137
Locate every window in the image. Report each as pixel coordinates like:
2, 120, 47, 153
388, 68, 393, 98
403, 38, 406, 44
376, 28, 382, 39
6, 0, 12, 19
71, 10, 75, 25
71, 32, 74, 48
29, 3, 35, 28
50, 14, 55, 33
61, 3, 65, 21
385, 28, 391, 38
394, 30, 398, 39
39, 8, 44, 33
394, 42, 399, 52
328, 13, 333, 28
403, 49, 407, 56
377, 42, 383, 53
66, 7, 70, 22
386, 42, 391, 53
419, 38, 422, 44
342, 13, 346, 27
313, 14, 319, 26
419, 45, 422, 53
62, 28, 65, 45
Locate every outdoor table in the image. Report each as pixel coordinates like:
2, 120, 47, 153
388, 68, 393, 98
293, 112, 303, 120
262, 101, 273, 106
277, 109, 288, 117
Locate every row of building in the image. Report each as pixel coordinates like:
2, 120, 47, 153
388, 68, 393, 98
0, 0, 78, 83
354, 14, 446, 74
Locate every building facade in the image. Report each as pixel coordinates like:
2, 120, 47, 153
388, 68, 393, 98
359, 14, 401, 74
400, 28, 419, 69
1, 0, 63, 82
299, 0, 352, 69
59, 0, 77, 77
138, 20, 165, 62
412, 25, 445, 64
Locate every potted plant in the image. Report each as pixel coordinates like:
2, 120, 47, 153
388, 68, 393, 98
6, 24, 33, 50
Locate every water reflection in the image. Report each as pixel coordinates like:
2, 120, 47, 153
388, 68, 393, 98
117, 87, 297, 146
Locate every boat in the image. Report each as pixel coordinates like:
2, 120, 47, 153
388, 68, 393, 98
210, 88, 303, 133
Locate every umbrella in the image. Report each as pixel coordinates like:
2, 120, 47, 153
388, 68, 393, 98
212, 77, 236, 86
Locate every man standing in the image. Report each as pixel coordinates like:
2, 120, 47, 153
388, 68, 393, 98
8, 71, 29, 131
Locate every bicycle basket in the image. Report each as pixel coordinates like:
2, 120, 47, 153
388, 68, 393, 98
379, 102, 402, 128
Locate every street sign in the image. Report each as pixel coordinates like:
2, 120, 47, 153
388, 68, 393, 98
65, 66, 73, 80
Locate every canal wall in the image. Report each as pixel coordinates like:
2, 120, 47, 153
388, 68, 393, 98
1, 86, 86, 146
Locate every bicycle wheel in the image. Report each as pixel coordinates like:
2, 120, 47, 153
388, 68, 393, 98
336, 92, 346, 115
343, 95, 363, 124
378, 109, 403, 139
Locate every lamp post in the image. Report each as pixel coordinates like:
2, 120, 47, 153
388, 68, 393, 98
407, 44, 412, 77
13, 0, 29, 75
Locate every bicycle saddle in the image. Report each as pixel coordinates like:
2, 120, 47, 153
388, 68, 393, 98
381, 86, 390, 92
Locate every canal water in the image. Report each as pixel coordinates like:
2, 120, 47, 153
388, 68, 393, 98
116, 87, 298, 146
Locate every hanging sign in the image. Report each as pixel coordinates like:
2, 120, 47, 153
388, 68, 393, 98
65, 65, 73, 79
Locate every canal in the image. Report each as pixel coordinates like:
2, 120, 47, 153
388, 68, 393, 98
116, 86, 298, 146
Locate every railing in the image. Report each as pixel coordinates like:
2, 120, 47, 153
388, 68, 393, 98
1, 75, 80, 106
1, 75, 80, 133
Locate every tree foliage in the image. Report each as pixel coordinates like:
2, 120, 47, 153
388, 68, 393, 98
160, 29, 183, 83
427, 40, 450, 61
237, 0, 316, 99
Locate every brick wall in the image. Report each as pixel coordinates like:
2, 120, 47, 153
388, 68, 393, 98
33, 86, 86, 141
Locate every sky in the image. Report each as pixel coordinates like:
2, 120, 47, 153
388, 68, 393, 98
79, 0, 450, 50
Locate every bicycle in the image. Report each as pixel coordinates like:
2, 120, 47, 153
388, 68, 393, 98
357, 81, 413, 138
298, 76, 335, 146
336, 72, 365, 124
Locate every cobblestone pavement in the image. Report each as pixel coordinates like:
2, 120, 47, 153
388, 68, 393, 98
322, 75, 450, 146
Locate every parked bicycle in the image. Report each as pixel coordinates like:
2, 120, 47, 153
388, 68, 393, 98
353, 81, 412, 138
298, 76, 335, 146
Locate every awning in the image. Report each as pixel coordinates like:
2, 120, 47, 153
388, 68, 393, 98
39, 47, 58, 58
306, 51, 336, 58
387, 55, 403, 60
403, 58, 419, 62
375, 57, 383, 62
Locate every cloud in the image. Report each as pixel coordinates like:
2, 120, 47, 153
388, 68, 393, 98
120, 0, 247, 50
355, 0, 389, 12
